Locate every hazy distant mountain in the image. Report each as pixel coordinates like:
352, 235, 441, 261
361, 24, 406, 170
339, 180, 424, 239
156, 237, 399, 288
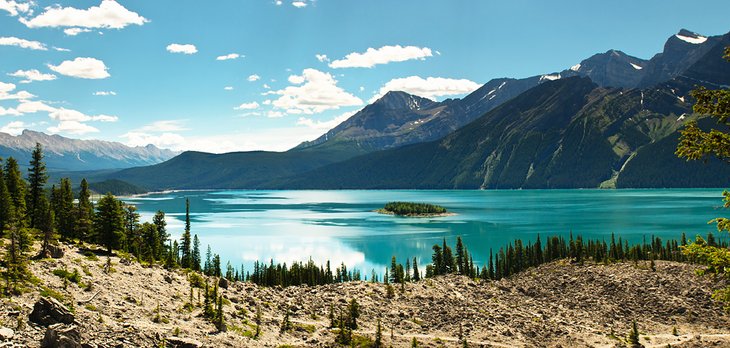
0, 130, 178, 171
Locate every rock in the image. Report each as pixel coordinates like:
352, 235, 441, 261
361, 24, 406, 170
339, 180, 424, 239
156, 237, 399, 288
30, 297, 75, 326
48, 244, 65, 259
164, 274, 174, 284
0, 327, 13, 340
218, 277, 229, 289
166, 336, 203, 348
41, 324, 82, 348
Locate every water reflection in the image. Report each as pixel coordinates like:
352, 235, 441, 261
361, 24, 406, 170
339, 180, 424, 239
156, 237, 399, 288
123, 189, 725, 277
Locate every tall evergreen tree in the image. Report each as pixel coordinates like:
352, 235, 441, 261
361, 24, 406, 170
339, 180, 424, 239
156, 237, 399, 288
0, 160, 14, 233
4, 221, 32, 294
140, 222, 159, 262
192, 234, 201, 272
412, 257, 420, 281
455, 236, 466, 274
180, 198, 192, 269
75, 179, 94, 240
5, 157, 27, 225
93, 193, 125, 254
26, 143, 48, 229
50, 178, 75, 239
38, 194, 57, 258
152, 211, 167, 259
123, 204, 140, 255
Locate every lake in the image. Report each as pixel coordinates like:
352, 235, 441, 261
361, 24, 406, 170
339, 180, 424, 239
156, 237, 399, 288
122, 189, 728, 276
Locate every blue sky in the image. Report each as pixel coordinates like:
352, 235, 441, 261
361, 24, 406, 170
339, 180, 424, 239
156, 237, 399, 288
0, 0, 729, 153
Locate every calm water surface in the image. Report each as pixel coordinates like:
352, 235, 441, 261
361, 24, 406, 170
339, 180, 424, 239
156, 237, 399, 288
122, 189, 728, 275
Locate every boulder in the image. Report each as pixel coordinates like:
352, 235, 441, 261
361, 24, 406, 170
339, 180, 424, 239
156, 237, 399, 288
48, 244, 65, 259
218, 277, 229, 289
166, 336, 203, 348
30, 297, 75, 326
0, 327, 13, 340
41, 324, 81, 348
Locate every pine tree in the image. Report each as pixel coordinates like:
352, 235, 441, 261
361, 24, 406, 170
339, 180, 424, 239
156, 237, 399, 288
255, 303, 262, 338
38, 195, 57, 258
51, 178, 74, 239
390, 256, 397, 283
411, 337, 418, 347
374, 319, 382, 348
280, 306, 291, 333
93, 193, 124, 254
0, 160, 14, 234
141, 222, 160, 262
204, 245, 212, 275
456, 236, 465, 274
5, 157, 27, 225
75, 179, 94, 241
180, 198, 192, 269
152, 211, 167, 259
627, 321, 642, 348
412, 257, 420, 281
4, 221, 32, 294
26, 143, 48, 229
123, 204, 140, 256
348, 298, 359, 329
192, 234, 201, 272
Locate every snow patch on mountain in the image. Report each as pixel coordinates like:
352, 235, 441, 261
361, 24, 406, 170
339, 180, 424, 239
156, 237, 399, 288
675, 34, 707, 44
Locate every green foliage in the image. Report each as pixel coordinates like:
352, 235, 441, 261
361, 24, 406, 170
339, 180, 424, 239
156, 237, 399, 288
627, 321, 643, 348
27, 142, 48, 229
382, 201, 447, 216
53, 268, 81, 284
93, 192, 125, 254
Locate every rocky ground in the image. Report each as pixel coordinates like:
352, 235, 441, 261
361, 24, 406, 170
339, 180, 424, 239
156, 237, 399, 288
1, 242, 729, 347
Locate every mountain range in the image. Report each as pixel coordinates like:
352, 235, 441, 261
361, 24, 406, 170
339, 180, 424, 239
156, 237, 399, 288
0, 130, 178, 171
18, 29, 730, 190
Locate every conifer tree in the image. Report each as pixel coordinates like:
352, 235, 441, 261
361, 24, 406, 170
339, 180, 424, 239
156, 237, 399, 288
5, 157, 27, 225
4, 221, 32, 294
374, 319, 382, 348
627, 321, 642, 348
348, 298, 359, 329
0, 161, 14, 234
204, 245, 212, 275
411, 337, 418, 347
51, 178, 74, 239
93, 193, 124, 254
152, 211, 167, 259
180, 198, 192, 269
75, 179, 94, 240
255, 303, 262, 338
141, 222, 160, 262
26, 143, 48, 229
412, 257, 420, 281
192, 234, 201, 272
390, 256, 398, 283
38, 195, 57, 258
280, 306, 291, 333
456, 236, 465, 274
123, 204, 140, 256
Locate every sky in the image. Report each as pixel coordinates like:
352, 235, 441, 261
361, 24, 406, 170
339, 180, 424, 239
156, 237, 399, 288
0, 0, 729, 153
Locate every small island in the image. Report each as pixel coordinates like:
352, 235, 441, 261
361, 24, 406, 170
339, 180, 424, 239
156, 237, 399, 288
376, 201, 455, 217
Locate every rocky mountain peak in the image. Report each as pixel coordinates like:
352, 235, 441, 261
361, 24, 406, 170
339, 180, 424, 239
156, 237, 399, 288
373, 91, 435, 110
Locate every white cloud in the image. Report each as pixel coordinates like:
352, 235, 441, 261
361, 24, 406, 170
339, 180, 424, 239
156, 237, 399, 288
16, 100, 55, 113
247, 74, 260, 82
49, 108, 117, 122
292, 1, 307, 8
166, 43, 197, 55
370, 76, 480, 102
315, 54, 329, 63
93, 90, 116, 96
138, 120, 188, 132
274, 0, 283, 5
53, 46, 70, 52
48, 57, 110, 79
223, 86, 234, 91
216, 53, 241, 61
0, 107, 21, 116
234, 102, 260, 110
287, 74, 305, 84
63, 28, 92, 36
0, 121, 25, 134
47, 121, 99, 135
329, 45, 433, 69
21, 0, 148, 29
0, 0, 30, 16
8, 69, 57, 83
0, 36, 47, 50
297, 112, 352, 130
0, 83, 35, 101
267, 111, 284, 118
262, 83, 271, 89
268, 68, 362, 115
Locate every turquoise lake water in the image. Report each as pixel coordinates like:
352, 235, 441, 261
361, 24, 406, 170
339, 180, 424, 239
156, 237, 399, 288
122, 189, 728, 275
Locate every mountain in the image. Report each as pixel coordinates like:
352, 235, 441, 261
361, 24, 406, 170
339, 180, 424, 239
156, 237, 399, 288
275, 33, 730, 190
0, 130, 178, 171
107, 29, 730, 190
